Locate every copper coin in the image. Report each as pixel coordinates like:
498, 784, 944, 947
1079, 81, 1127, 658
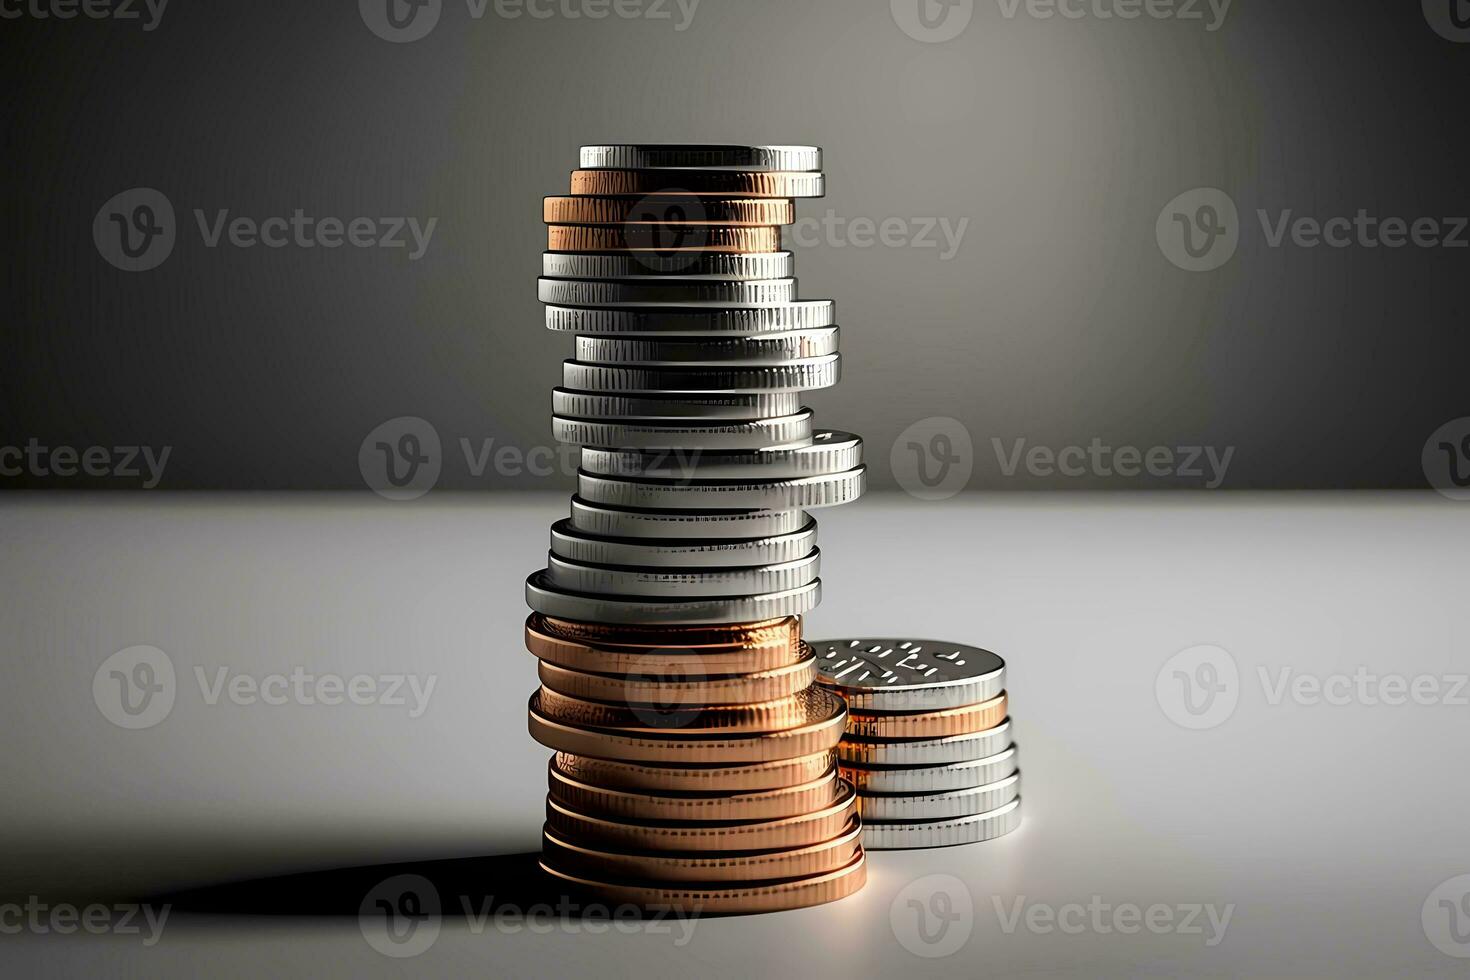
544, 780, 857, 852
536, 654, 817, 706
845, 693, 1009, 739
540, 819, 861, 883
547, 761, 841, 821
535, 686, 827, 734
526, 615, 804, 676
544, 197, 794, 227
539, 851, 866, 915
552, 750, 837, 793
547, 225, 782, 253
569, 170, 825, 198
527, 690, 846, 763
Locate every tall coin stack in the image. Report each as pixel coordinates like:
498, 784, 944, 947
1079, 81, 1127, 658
525, 145, 868, 913
812, 639, 1021, 849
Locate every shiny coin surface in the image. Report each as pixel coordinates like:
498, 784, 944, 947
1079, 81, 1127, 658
548, 762, 841, 821
579, 145, 822, 172
568, 498, 812, 539
549, 517, 818, 567
527, 686, 846, 763
535, 685, 825, 734
544, 781, 856, 852
544, 550, 819, 598
553, 750, 837, 793
551, 412, 814, 450
537, 655, 817, 706
841, 745, 1018, 793
540, 820, 860, 884
552, 389, 802, 421
548, 225, 781, 253
540, 852, 866, 915
538, 277, 797, 307
583, 431, 861, 480
545, 301, 835, 335
562, 356, 840, 394
862, 797, 1022, 850
576, 329, 839, 365
526, 571, 820, 625
526, 614, 804, 675
837, 718, 1013, 767
544, 196, 795, 227
855, 772, 1020, 821
570, 170, 826, 198
847, 693, 1008, 739
812, 638, 1007, 712
543, 250, 795, 280
577, 466, 865, 511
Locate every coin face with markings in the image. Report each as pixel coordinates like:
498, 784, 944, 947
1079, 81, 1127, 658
811, 638, 1006, 711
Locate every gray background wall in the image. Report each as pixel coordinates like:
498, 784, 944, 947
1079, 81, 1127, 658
3, 0, 1467, 491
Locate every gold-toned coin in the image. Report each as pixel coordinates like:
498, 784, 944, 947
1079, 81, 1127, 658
846, 693, 1009, 739
526, 615, 805, 678
538, 614, 800, 649
547, 225, 782, 253
527, 690, 847, 763
569, 170, 825, 199
553, 750, 837, 793
540, 851, 867, 914
541, 819, 861, 883
547, 760, 840, 821
544, 196, 795, 227
537, 654, 817, 706
544, 780, 857, 852
535, 685, 826, 734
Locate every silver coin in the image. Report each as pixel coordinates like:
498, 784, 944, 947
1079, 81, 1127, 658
569, 498, 812, 539
578, 465, 866, 511
544, 550, 819, 597
575, 328, 839, 365
842, 745, 1019, 794
812, 638, 1006, 712
538, 277, 797, 307
856, 772, 1020, 821
545, 301, 836, 335
543, 252, 795, 281
552, 411, 814, 450
552, 389, 802, 421
582, 431, 863, 480
579, 144, 822, 172
525, 571, 821, 625
549, 518, 819, 568
837, 718, 1013, 766
862, 797, 1022, 851
563, 357, 840, 394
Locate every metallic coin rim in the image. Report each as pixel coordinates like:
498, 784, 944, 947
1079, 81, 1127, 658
536, 654, 818, 706
577, 466, 865, 511
552, 413, 814, 451
578, 145, 822, 172
545, 301, 836, 335
543, 196, 796, 227
855, 772, 1021, 821
568, 171, 826, 198
861, 798, 1022, 851
551, 749, 838, 793
549, 516, 819, 567
581, 431, 862, 480
548, 763, 842, 821
568, 498, 812, 539
547, 225, 782, 253
538, 277, 797, 307
811, 638, 1008, 711
846, 692, 1009, 739
840, 744, 1019, 793
562, 356, 840, 394
535, 684, 829, 735
575, 328, 839, 366
543, 250, 796, 280
553, 388, 803, 421
544, 549, 820, 598
837, 717, 1014, 766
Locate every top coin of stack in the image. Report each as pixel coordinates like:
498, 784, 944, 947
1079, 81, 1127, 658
525, 145, 868, 913
812, 638, 1022, 850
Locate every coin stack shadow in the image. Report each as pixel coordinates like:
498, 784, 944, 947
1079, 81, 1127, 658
524, 145, 868, 913
812, 639, 1022, 849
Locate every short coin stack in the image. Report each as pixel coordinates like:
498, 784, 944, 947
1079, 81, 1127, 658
525, 144, 868, 913
812, 638, 1021, 849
